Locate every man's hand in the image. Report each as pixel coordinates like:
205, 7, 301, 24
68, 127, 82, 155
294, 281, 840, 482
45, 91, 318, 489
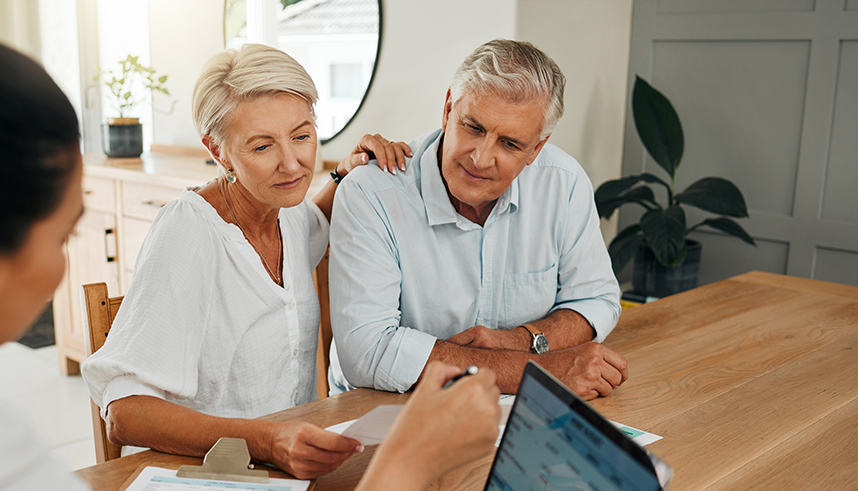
265, 421, 362, 479
446, 325, 530, 351
540, 342, 628, 400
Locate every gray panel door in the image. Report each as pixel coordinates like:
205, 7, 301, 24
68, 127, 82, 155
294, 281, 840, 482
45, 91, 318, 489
621, 0, 858, 287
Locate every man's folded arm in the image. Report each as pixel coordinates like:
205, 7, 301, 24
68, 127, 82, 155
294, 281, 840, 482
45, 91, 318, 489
329, 175, 437, 392
424, 336, 628, 398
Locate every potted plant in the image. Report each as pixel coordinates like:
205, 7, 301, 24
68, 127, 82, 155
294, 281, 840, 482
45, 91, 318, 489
95, 55, 170, 158
595, 76, 755, 298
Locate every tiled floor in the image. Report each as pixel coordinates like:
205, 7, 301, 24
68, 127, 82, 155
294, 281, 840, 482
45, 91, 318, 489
0, 342, 96, 471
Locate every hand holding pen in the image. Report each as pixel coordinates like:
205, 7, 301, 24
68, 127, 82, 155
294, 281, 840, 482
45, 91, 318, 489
443, 365, 480, 389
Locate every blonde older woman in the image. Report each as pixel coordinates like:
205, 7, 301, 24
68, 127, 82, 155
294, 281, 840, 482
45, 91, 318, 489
1, 43, 498, 491
81, 44, 415, 478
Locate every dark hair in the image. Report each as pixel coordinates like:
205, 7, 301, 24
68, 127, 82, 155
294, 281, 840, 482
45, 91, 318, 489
0, 44, 81, 253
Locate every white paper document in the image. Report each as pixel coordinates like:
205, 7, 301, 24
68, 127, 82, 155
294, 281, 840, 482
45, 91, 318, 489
497, 396, 663, 447
122, 466, 311, 491
336, 404, 403, 445
325, 396, 661, 450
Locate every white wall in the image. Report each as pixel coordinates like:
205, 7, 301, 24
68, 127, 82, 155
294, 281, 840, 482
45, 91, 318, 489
516, 0, 633, 241
148, 0, 224, 148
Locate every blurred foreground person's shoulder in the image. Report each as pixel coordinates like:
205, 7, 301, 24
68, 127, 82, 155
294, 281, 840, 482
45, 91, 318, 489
0, 43, 90, 491
0, 404, 90, 490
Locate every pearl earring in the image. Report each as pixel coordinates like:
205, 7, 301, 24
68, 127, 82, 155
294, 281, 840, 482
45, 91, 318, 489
226, 169, 237, 183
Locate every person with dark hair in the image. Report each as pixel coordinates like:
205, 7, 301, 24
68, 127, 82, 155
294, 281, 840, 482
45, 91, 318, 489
0, 42, 500, 490
0, 46, 81, 254
0, 42, 90, 491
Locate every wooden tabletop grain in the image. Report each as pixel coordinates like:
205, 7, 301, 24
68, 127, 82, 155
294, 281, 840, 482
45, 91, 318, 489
75, 271, 858, 490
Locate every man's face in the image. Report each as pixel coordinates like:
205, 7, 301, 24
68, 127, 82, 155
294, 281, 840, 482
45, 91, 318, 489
439, 89, 549, 220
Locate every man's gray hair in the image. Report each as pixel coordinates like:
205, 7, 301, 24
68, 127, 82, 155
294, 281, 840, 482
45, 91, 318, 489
192, 43, 318, 146
450, 39, 565, 139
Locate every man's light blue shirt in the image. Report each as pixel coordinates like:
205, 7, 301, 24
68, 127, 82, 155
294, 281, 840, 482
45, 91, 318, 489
329, 130, 620, 393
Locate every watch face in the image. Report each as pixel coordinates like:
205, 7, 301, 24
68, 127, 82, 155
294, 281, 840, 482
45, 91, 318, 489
533, 333, 549, 354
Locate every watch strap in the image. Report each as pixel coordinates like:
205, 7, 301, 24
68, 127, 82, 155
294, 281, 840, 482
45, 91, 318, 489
330, 166, 344, 184
520, 323, 543, 337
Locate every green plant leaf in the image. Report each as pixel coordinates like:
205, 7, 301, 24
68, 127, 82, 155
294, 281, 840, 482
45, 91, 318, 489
595, 175, 641, 202
158, 75, 167, 83
596, 186, 657, 219
691, 218, 756, 246
640, 206, 686, 266
595, 173, 668, 202
608, 224, 643, 275
675, 177, 749, 217
633, 76, 684, 179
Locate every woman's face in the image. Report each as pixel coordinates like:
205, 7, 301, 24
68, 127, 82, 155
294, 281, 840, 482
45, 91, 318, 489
0, 153, 83, 344
221, 93, 317, 211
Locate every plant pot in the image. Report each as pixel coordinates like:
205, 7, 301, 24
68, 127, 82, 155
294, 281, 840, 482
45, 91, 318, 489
102, 117, 143, 158
632, 239, 702, 298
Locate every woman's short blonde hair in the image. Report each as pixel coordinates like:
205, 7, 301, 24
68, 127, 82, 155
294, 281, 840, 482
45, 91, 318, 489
192, 43, 318, 146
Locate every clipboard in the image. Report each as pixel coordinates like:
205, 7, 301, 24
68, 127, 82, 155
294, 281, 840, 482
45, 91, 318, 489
177, 437, 269, 482
118, 438, 315, 491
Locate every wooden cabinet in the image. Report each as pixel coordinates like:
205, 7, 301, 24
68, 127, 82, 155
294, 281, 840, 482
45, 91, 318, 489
53, 152, 217, 374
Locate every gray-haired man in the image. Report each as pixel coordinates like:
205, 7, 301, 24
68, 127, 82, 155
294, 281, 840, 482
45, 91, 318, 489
328, 39, 627, 397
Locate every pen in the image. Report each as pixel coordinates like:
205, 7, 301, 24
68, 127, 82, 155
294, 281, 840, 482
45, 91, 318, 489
443, 365, 479, 388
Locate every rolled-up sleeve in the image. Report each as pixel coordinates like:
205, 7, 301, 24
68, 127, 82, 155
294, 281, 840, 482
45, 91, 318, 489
550, 168, 621, 343
329, 177, 435, 392
81, 199, 213, 417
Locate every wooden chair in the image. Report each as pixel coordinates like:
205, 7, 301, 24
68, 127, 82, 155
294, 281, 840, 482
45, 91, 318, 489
80, 282, 124, 463
313, 248, 334, 399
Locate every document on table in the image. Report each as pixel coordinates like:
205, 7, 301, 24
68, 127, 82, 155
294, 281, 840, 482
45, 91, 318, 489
122, 466, 311, 491
325, 396, 661, 448
328, 405, 403, 445
499, 395, 663, 447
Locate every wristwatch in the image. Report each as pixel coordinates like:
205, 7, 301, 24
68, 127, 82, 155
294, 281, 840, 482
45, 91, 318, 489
520, 324, 549, 354
330, 165, 344, 184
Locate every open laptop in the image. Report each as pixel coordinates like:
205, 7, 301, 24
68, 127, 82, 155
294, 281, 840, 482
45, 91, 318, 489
485, 361, 672, 491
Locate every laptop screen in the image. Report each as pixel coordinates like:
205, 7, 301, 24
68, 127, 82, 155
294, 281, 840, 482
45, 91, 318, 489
485, 362, 664, 491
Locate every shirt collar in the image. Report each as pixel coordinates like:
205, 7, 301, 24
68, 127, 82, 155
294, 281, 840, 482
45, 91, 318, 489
420, 130, 522, 227
421, 132, 459, 226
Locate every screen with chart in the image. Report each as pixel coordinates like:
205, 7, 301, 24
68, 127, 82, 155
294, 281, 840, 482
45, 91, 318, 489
485, 370, 660, 491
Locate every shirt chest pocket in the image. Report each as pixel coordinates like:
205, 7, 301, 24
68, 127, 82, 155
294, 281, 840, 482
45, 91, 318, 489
502, 263, 558, 328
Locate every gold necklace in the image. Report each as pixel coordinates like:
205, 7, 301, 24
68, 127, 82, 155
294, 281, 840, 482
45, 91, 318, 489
218, 178, 283, 285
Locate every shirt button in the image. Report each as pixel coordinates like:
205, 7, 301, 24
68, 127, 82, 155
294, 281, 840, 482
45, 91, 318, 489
293, 349, 298, 356
288, 301, 296, 310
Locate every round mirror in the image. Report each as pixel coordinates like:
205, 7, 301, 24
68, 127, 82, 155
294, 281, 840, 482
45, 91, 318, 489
224, 0, 381, 142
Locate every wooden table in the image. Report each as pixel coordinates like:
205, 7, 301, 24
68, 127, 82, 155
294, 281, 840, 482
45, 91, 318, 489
75, 271, 858, 490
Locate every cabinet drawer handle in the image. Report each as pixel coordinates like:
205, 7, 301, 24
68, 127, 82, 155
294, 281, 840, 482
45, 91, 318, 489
142, 200, 168, 208
105, 228, 116, 263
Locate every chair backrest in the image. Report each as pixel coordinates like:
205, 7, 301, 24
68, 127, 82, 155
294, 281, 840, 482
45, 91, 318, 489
314, 248, 333, 399
80, 282, 123, 463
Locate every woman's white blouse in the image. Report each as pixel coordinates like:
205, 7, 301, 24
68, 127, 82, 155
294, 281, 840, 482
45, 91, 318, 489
82, 189, 329, 420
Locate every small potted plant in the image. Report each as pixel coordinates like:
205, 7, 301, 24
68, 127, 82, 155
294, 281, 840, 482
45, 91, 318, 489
95, 55, 170, 158
595, 76, 756, 298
